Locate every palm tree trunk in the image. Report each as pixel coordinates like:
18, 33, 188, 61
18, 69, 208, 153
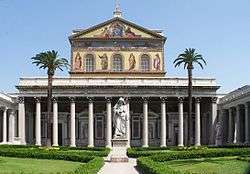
188, 68, 193, 146
47, 74, 53, 147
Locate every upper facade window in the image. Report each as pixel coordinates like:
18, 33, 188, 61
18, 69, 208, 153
140, 54, 150, 72
85, 54, 95, 72
112, 54, 123, 72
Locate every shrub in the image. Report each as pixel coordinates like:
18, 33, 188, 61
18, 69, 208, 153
150, 148, 250, 162
71, 157, 104, 174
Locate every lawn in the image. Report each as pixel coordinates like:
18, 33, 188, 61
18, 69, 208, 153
0, 156, 82, 174
165, 157, 250, 174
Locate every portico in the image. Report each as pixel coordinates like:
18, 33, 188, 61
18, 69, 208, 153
218, 85, 250, 145
1, 77, 216, 147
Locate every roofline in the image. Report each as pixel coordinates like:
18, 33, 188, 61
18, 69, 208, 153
68, 17, 167, 41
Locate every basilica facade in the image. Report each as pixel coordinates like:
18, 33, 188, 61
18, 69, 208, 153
0, 12, 221, 147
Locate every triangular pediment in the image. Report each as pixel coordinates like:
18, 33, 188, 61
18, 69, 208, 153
69, 17, 166, 40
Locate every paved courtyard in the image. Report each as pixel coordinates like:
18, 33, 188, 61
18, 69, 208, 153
98, 158, 140, 174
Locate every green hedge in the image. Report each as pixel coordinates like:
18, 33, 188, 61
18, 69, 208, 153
150, 148, 250, 162
0, 145, 106, 174
137, 148, 250, 174
0, 145, 110, 157
71, 157, 104, 174
127, 146, 208, 158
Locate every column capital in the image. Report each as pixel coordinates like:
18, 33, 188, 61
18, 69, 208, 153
105, 97, 112, 103
69, 97, 76, 103
178, 97, 184, 103
52, 97, 58, 103
142, 97, 149, 103
244, 102, 249, 108
1, 106, 8, 112
236, 105, 241, 111
87, 97, 94, 103
211, 97, 218, 103
17, 97, 24, 104
195, 97, 201, 103
9, 109, 15, 115
34, 97, 41, 103
160, 97, 167, 103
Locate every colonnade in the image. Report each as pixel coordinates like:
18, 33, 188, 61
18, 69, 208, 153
1, 96, 218, 147
0, 107, 16, 144
224, 102, 249, 144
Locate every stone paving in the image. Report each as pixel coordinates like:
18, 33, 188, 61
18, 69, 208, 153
98, 158, 140, 174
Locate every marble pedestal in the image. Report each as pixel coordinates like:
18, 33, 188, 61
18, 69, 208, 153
110, 139, 129, 162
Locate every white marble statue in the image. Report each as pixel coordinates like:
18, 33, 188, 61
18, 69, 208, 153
113, 97, 128, 139
215, 121, 223, 146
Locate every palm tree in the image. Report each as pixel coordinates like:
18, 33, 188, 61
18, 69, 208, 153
31, 50, 69, 146
173, 48, 206, 146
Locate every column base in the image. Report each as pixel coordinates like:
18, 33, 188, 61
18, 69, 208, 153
70, 144, 76, 147
195, 143, 201, 147
178, 144, 184, 147
52, 144, 59, 147
88, 145, 94, 148
160, 145, 166, 148
142, 145, 149, 148
35, 143, 41, 146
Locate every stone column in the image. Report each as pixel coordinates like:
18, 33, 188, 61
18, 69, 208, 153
160, 97, 167, 147
88, 98, 94, 147
35, 97, 41, 146
126, 98, 131, 147
8, 110, 15, 143
178, 97, 184, 147
228, 108, 233, 144
2, 107, 7, 143
234, 105, 240, 144
106, 97, 112, 148
18, 97, 26, 145
70, 97, 76, 147
245, 103, 249, 144
210, 97, 218, 145
142, 97, 149, 147
52, 97, 58, 146
195, 97, 201, 146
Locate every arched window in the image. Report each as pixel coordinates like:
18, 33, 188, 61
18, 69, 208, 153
140, 54, 150, 71
85, 54, 95, 72
112, 54, 123, 72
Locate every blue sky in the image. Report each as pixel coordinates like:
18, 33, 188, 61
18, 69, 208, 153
0, 0, 249, 93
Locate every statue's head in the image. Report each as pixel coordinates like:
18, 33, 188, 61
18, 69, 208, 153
117, 97, 125, 105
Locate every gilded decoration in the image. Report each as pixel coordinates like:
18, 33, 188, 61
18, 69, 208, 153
129, 53, 136, 71
99, 53, 109, 70
74, 52, 82, 70
153, 53, 161, 71
94, 22, 141, 39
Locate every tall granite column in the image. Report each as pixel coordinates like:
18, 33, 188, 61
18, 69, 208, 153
70, 97, 76, 147
245, 103, 249, 144
228, 108, 233, 144
2, 107, 7, 143
18, 97, 26, 145
210, 97, 218, 145
8, 110, 15, 143
88, 98, 94, 147
52, 97, 58, 146
160, 97, 167, 147
234, 105, 240, 144
35, 97, 41, 146
195, 97, 201, 146
126, 98, 131, 147
106, 97, 112, 148
178, 97, 184, 147
142, 97, 149, 147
